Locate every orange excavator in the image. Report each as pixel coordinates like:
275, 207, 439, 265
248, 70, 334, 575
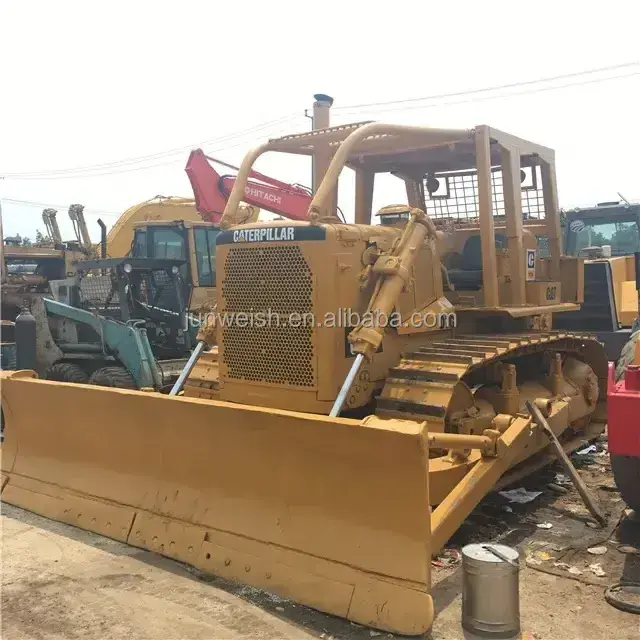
185, 148, 313, 223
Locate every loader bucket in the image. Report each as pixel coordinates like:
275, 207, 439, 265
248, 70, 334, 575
0, 370, 434, 635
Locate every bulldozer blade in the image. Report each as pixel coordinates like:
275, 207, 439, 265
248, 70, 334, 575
0, 371, 434, 635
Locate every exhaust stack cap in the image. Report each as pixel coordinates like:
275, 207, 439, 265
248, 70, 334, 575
313, 94, 334, 106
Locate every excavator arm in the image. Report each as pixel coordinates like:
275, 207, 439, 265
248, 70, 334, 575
42, 209, 63, 246
185, 148, 312, 223
68, 204, 93, 251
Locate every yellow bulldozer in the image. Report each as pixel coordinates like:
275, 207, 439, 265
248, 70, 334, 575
1, 120, 608, 635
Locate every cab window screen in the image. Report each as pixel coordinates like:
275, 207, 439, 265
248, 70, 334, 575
148, 227, 188, 283
194, 228, 219, 286
132, 230, 147, 257
570, 220, 640, 256
150, 228, 187, 260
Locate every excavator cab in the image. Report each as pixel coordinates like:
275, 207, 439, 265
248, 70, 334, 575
130, 203, 261, 314
131, 219, 219, 312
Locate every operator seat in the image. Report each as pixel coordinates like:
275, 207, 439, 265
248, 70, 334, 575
447, 233, 507, 290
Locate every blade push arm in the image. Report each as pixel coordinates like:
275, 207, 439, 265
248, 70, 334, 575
330, 208, 437, 417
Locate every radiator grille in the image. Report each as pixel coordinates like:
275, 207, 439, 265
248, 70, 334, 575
221, 246, 315, 387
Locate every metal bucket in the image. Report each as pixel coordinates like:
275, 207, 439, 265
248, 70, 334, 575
461, 543, 520, 639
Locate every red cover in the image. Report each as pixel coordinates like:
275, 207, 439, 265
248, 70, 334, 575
607, 362, 640, 457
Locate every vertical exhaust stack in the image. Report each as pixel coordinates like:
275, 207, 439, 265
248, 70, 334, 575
312, 94, 333, 130
0, 201, 6, 286
311, 94, 336, 217
97, 218, 107, 259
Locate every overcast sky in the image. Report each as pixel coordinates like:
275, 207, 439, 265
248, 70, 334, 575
1, 0, 639, 241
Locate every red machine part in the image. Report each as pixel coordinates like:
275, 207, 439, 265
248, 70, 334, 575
608, 361, 640, 513
185, 148, 312, 223
607, 363, 640, 456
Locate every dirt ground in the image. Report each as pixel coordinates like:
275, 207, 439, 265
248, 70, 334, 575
2, 444, 640, 640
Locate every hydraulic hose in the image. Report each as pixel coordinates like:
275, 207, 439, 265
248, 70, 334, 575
604, 582, 640, 614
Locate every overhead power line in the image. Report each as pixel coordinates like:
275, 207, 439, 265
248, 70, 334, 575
1, 113, 300, 179
1, 118, 306, 181
334, 70, 640, 118
334, 61, 640, 111
3, 61, 638, 182
1, 198, 122, 217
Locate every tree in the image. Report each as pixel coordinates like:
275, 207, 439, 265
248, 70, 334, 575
611, 225, 640, 254
35, 229, 52, 245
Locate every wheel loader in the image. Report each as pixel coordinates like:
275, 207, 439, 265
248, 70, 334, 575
1, 121, 608, 635
554, 200, 640, 361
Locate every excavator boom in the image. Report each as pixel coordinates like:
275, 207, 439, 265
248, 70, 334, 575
185, 148, 311, 223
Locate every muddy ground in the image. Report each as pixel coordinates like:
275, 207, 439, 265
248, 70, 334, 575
2, 442, 640, 639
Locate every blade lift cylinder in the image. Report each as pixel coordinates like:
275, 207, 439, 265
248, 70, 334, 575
330, 208, 436, 416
